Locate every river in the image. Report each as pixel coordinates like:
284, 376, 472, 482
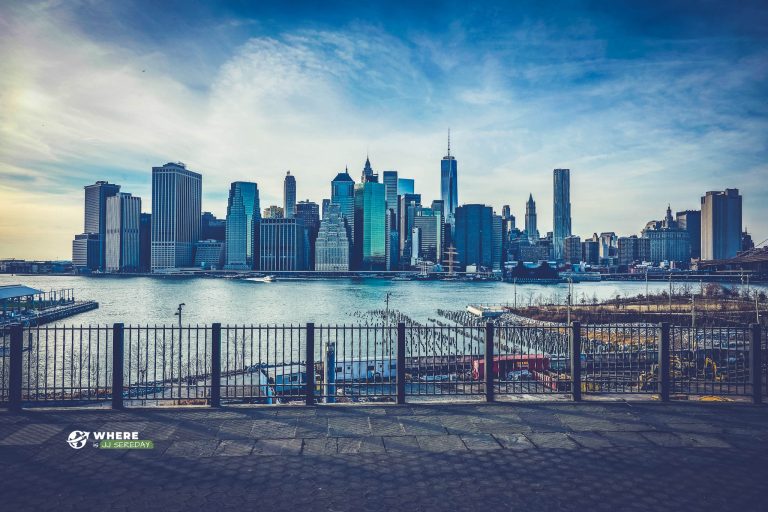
2, 275, 765, 326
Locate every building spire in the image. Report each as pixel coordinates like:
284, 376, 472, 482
447, 128, 451, 157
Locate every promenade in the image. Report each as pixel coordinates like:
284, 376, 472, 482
1, 401, 767, 511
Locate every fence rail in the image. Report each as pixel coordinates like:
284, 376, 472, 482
1, 322, 764, 409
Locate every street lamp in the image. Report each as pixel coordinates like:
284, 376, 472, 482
174, 303, 186, 330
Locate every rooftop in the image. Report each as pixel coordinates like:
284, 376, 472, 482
0, 285, 43, 301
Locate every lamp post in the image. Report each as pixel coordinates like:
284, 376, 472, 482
174, 303, 186, 330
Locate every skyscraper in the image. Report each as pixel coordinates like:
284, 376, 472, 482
399, 193, 421, 260
201, 212, 226, 242
139, 213, 152, 272
525, 194, 538, 242
259, 218, 306, 271
641, 206, 691, 264
454, 204, 493, 271
397, 178, 414, 196
296, 200, 320, 270
440, 130, 458, 223
361, 157, 376, 182
151, 162, 202, 271
676, 210, 701, 260
353, 179, 386, 270
315, 203, 350, 271
105, 193, 141, 272
73, 180, 120, 270
283, 171, 296, 219
331, 168, 355, 241
225, 182, 260, 270
701, 189, 742, 260
553, 168, 572, 261
382, 170, 399, 213
263, 205, 284, 219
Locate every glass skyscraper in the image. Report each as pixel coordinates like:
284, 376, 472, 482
331, 168, 355, 244
701, 189, 742, 260
151, 162, 202, 271
553, 168, 572, 261
283, 171, 296, 219
454, 204, 493, 271
440, 132, 458, 223
397, 178, 414, 196
73, 180, 120, 271
353, 180, 386, 270
225, 181, 260, 270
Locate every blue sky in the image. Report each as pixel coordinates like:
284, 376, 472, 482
1, 0, 766, 259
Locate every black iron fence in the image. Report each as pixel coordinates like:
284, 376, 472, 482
1, 322, 764, 410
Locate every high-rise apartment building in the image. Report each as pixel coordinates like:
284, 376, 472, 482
225, 182, 260, 270
701, 189, 742, 260
283, 171, 296, 219
151, 162, 202, 271
553, 169, 572, 261
105, 193, 141, 272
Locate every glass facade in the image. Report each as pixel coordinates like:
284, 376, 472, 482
454, 204, 493, 271
353, 181, 386, 270
226, 181, 260, 270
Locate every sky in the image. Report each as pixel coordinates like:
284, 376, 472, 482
1, 0, 767, 260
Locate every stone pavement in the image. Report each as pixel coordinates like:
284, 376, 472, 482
1, 401, 767, 511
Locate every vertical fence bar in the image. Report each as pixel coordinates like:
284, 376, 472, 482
659, 322, 670, 402
485, 322, 494, 402
9, 325, 23, 411
112, 323, 124, 410
306, 323, 315, 406
570, 321, 581, 401
211, 323, 221, 408
397, 323, 405, 404
750, 323, 762, 405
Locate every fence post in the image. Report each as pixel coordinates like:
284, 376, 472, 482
485, 322, 494, 402
397, 323, 406, 405
211, 323, 221, 408
570, 321, 581, 401
750, 323, 762, 405
112, 323, 124, 410
306, 323, 315, 406
659, 322, 670, 402
9, 324, 23, 412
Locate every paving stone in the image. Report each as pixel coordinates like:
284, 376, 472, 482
527, 432, 579, 449
165, 440, 219, 457
640, 432, 697, 447
295, 418, 329, 438
460, 434, 502, 450
382, 435, 420, 452
369, 418, 404, 436
599, 431, 653, 447
0, 424, 66, 445
567, 432, 614, 449
685, 433, 733, 448
250, 419, 297, 439
327, 417, 371, 437
664, 422, 724, 434
252, 438, 302, 455
416, 435, 467, 452
302, 437, 338, 455
214, 440, 255, 456
493, 434, 536, 450
337, 437, 386, 454
398, 417, 447, 435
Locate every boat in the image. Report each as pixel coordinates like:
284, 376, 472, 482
246, 275, 276, 283
559, 271, 601, 282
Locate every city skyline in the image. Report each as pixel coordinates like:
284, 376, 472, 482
1, 1, 767, 259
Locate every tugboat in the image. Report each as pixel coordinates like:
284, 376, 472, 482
246, 275, 276, 283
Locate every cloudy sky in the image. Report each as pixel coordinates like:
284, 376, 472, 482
1, 0, 766, 259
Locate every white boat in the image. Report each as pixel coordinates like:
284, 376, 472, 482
246, 275, 276, 283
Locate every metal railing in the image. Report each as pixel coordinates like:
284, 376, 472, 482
2, 322, 764, 410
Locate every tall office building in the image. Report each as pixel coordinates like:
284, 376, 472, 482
525, 194, 538, 242
361, 157, 376, 182
193, 240, 225, 270
701, 189, 742, 260
263, 205, 284, 219
412, 208, 442, 263
296, 200, 320, 269
321, 199, 331, 219
72, 233, 101, 272
353, 180, 386, 270
599, 232, 618, 263
201, 212, 226, 242
73, 181, 121, 270
491, 214, 503, 271
399, 193, 421, 259
105, 193, 141, 272
225, 182, 260, 270
283, 171, 296, 219
382, 171, 399, 213
501, 205, 511, 220
553, 169, 572, 261
397, 178, 414, 196
139, 213, 152, 272
331, 168, 355, 242
618, 235, 651, 266
563, 235, 582, 264
641, 206, 691, 264
151, 162, 202, 271
676, 210, 701, 259
454, 204, 493, 271
259, 218, 306, 271
315, 204, 350, 271
440, 131, 458, 223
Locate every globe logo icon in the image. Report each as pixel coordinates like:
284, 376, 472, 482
67, 431, 90, 449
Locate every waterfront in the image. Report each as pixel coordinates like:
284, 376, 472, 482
1, 275, 766, 325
